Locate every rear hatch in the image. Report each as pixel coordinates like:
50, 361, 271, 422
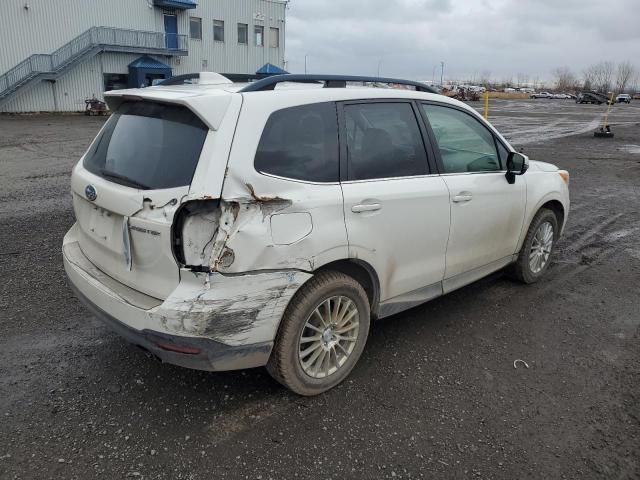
71, 100, 211, 299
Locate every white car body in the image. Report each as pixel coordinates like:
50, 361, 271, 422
63, 75, 570, 375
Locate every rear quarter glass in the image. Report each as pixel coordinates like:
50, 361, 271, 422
84, 102, 208, 190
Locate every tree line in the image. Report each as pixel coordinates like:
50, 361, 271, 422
457, 62, 637, 93
553, 61, 636, 93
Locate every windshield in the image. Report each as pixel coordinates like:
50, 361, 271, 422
84, 101, 208, 190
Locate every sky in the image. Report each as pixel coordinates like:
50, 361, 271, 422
284, 0, 639, 84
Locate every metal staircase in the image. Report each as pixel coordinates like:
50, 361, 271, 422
0, 26, 188, 108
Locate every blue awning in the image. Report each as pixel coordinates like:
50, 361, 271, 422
154, 0, 197, 10
128, 56, 172, 88
128, 56, 172, 70
256, 63, 289, 75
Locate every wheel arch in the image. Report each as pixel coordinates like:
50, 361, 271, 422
517, 194, 568, 253
540, 199, 565, 234
314, 259, 381, 319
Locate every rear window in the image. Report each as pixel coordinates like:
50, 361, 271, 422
84, 102, 208, 190
254, 102, 339, 182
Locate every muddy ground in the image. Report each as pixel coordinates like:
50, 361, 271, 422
0, 99, 639, 479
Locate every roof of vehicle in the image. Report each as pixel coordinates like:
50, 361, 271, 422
103, 73, 478, 128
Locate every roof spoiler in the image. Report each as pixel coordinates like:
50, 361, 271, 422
238, 74, 438, 93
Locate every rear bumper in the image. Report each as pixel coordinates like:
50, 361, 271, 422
63, 223, 312, 371
68, 280, 272, 371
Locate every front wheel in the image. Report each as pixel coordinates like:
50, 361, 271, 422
267, 271, 370, 396
511, 209, 559, 284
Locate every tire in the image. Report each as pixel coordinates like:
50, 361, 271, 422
267, 270, 371, 396
511, 208, 559, 284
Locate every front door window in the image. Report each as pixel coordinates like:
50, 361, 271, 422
421, 104, 501, 173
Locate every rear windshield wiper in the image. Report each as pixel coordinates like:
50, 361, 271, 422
99, 169, 150, 190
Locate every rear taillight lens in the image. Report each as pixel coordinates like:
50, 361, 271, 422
156, 342, 201, 355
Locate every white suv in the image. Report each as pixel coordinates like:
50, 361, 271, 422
63, 73, 570, 395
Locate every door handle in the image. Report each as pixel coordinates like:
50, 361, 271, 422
351, 203, 382, 213
452, 192, 473, 203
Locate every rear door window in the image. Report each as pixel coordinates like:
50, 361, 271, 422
254, 102, 339, 182
84, 102, 208, 190
343, 102, 428, 181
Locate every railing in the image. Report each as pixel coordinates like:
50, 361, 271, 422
0, 26, 188, 98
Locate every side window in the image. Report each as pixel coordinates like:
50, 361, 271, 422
254, 102, 339, 182
344, 102, 428, 181
421, 104, 501, 173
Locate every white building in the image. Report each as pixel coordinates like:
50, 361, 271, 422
0, 0, 287, 112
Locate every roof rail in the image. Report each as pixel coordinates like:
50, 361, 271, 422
158, 73, 200, 86
238, 74, 438, 93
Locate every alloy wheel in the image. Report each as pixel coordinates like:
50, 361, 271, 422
529, 221, 554, 273
298, 296, 360, 379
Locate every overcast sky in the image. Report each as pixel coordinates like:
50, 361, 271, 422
285, 0, 639, 84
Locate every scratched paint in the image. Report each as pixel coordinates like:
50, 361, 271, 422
149, 270, 312, 345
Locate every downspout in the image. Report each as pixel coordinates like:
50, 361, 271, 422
51, 81, 58, 112
282, 1, 288, 69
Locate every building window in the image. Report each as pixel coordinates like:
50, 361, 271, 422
189, 17, 202, 40
237, 23, 248, 45
213, 20, 224, 42
104, 74, 129, 91
269, 27, 279, 48
254, 25, 264, 46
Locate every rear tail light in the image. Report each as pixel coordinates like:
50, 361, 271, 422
171, 199, 220, 269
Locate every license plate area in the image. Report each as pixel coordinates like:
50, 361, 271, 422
88, 206, 117, 242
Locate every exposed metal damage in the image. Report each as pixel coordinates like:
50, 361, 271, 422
176, 182, 295, 277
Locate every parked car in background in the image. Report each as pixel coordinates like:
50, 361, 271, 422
551, 93, 572, 99
576, 92, 608, 104
530, 92, 552, 99
63, 73, 570, 395
616, 93, 631, 103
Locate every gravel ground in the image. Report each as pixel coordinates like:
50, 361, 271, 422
1, 100, 639, 479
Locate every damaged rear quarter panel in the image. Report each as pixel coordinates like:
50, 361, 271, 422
211, 93, 351, 274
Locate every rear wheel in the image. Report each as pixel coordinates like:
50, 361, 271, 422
267, 271, 370, 396
511, 209, 558, 284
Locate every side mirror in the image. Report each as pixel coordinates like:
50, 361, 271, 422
505, 152, 529, 184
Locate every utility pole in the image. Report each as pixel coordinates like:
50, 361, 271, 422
304, 54, 308, 74
440, 61, 445, 86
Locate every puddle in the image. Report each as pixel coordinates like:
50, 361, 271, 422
618, 144, 640, 154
